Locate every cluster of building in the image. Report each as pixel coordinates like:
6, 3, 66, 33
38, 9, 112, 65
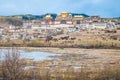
0, 11, 120, 40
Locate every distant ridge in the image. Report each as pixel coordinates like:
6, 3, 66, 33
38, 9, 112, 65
70, 13, 89, 18
0, 13, 89, 20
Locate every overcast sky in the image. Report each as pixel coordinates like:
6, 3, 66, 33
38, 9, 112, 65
0, 0, 119, 17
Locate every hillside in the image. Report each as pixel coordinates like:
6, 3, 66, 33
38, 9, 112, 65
0, 17, 23, 27
1, 13, 89, 21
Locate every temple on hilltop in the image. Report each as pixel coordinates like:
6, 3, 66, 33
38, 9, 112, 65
40, 11, 85, 26
55, 11, 72, 24
23, 11, 114, 30
72, 15, 84, 25
41, 14, 54, 26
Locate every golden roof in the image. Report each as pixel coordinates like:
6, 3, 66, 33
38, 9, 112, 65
62, 14, 67, 18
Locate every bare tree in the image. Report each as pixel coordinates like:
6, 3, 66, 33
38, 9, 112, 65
1, 48, 26, 80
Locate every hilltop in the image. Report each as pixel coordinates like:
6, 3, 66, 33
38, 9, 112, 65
0, 13, 89, 20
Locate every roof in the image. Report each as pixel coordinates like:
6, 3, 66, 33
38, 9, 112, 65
74, 15, 83, 18
45, 14, 52, 18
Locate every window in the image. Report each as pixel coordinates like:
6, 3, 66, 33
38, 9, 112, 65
76, 20, 80, 24
61, 20, 66, 24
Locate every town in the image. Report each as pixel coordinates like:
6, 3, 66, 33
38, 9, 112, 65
1, 0, 120, 79
0, 11, 120, 41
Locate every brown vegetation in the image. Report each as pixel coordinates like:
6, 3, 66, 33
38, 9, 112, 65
0, 39, 120, 49
0, 48, 26, 80
0, 48, 120, 80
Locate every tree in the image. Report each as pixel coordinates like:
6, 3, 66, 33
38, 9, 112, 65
46, 36, 53, 42
1, 48, 26, 80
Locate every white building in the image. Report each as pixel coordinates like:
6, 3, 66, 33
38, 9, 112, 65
92, 22, 107, 29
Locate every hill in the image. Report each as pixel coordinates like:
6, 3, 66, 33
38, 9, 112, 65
0, 17, 23, 27
3, 13, 89, 20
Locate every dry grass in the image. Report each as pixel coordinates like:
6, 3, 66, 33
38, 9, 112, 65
23, 64, 120, 80
0, 39, 120, 49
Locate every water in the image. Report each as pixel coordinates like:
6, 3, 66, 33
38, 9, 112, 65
0, 49, 60, 61
21, 51, 60, 61
72, 66, 82, 69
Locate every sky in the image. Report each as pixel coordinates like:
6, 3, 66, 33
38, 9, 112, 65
0, 0, 119, 18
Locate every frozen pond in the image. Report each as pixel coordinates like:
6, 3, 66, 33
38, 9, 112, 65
0, 49, 60, 61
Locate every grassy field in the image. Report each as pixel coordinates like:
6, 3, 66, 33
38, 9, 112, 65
0, 29, 120, 49
0, 39, 120, 49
